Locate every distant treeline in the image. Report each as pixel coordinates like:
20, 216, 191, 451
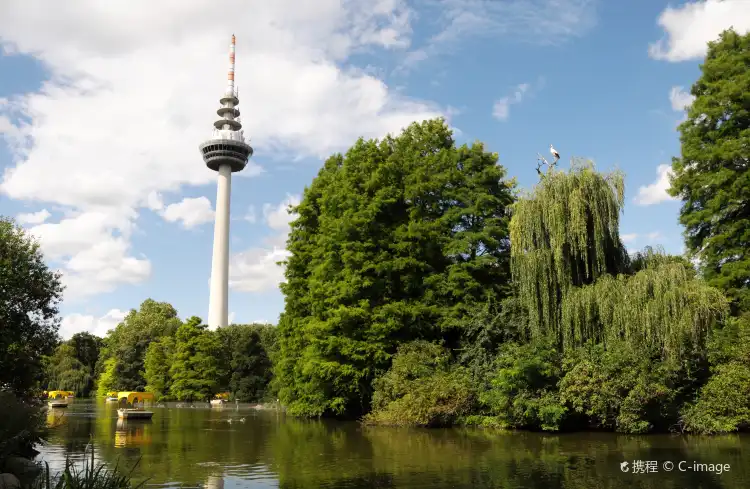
44, 307, 277, 403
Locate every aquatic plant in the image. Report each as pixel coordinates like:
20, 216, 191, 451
33, 448, 145, 489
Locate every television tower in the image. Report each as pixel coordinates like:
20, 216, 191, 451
199, 35, 253, 328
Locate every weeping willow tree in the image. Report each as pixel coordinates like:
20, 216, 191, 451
511, 161, 728, 359
509, 159, 629, 341
561, 260, 729, 360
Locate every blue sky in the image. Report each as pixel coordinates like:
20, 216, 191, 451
1, 0, 747, 338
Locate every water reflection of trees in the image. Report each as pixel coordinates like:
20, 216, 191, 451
48, 402, 747, 489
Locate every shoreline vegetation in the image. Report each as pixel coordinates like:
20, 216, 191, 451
1, 27, 749, 488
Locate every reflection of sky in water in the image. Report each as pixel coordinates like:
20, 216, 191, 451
35, 400, 750, 489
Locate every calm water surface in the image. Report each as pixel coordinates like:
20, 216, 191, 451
37, 400, 749, 489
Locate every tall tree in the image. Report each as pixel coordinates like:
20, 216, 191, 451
669, 29, 750, 312
103, 299, 182, 390
169, 317, 224, 401
69, 332, 102, 375
511, 164, 728, 360
46, 343, 91, 396
217, 324, 275, 402
0, 217, 63, 398
96, 357, 118, 397
509, 161, 629, 343
143, 336, 175, 401
276, 119, 516, 417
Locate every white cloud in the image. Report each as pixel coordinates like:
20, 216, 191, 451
262, 195, 300, 231
669, 86, 695, 111
16, 208, 50, 225
230, 245, 291, 293
59, 308, 127, 340
0, 0, 448, 301
649, 0, 750, 62
230, 194, 301, 293
634, 164, 678, 206
25, 208, 150, 300
621, 233, 638, 244
399, 0, 597, 71
145, 192, 165, 212
161, 196, 215, 229
492, 83, 530, 121
228, 311, 236, 325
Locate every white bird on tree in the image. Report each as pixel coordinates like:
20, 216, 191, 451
550, 144, 560, 162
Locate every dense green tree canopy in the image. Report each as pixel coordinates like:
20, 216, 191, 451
217, 324, 276, 402
0, 217, 63, 398
510, 161, 628, 342
69, 332, 102, 375
276, 119, 516, 417
144, 336, 175, 401
45, 343, 91, 396
44, 333, 102, 397
170, 316, 224, 401
561, 258, 728, 360
669, 29, 750, 312
101, 299, 182, 391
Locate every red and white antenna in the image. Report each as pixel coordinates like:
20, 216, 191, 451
227, 34, 236, 95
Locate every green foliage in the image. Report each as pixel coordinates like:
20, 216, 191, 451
45, 334, 102, 397
681, 362, 750, 434
169, 317, 224, 402
456, 298, 528, 395
143, 336, 175, 401
683, 314, 750, 433
0, 392, 44, 464
669, 29, 750, 313
102, 300, 182, 391
46, 344, 92, 397
68, 333, 102, 378
561, 260, 728, 360
365, 341, 475, 427
707, 313, 750, 366
276, 119, 516, 417
559, 342, 679, 434
217, 324, 276, 402
0, 217, 64, 399
510, 161, 628, 343
96, 358, 117, 397
480, 338, 566, 431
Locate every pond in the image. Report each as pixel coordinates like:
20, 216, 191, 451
38, 400, 749, 489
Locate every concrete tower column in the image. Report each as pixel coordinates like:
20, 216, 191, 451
199, 34, 253, 329
208, 163, 232, 328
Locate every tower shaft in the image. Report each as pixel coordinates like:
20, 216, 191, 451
200, 34, 253, 329
208, 163, 232, 327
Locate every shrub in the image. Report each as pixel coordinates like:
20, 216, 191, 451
558, 342, 677, 434
364, 341, 475, 427
681, 362, 750, 434
480, 338, 566, 431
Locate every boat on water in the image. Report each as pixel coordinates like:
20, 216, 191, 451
105, 391, 119, 402
47, 390, 73, 408
210, 392, 230, 406
117, 391, 155, 419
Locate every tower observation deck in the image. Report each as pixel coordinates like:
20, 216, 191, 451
200, 34, 253, 329
200, 35, 253, 171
